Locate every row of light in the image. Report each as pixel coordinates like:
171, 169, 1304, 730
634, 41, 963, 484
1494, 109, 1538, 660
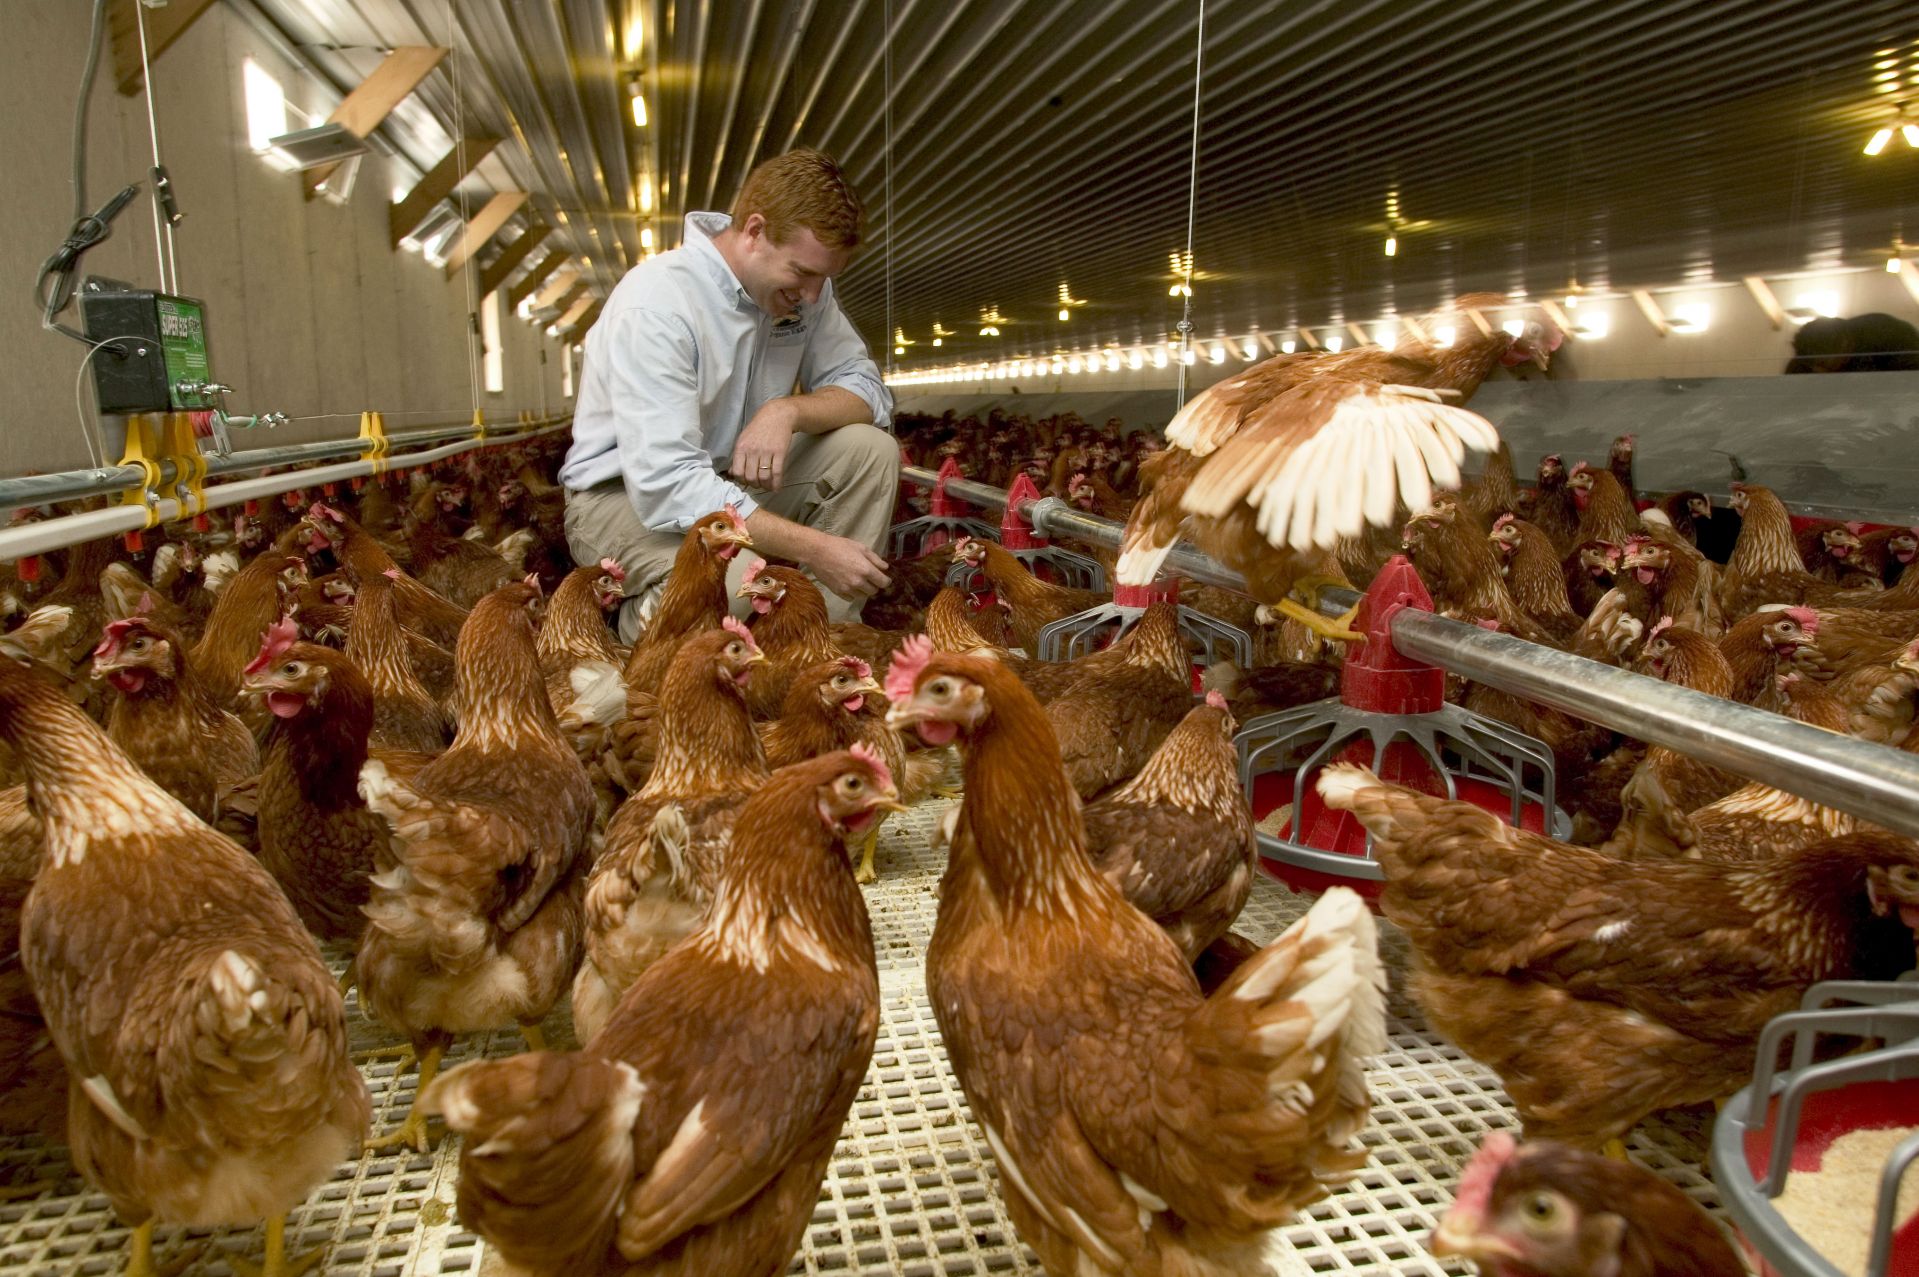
882, 269, 1904, 387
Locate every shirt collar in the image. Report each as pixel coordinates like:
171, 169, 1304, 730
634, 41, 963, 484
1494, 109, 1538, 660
683, 211, 759, 314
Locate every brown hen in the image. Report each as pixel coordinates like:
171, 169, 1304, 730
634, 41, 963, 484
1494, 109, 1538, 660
422, 748, 888, 1277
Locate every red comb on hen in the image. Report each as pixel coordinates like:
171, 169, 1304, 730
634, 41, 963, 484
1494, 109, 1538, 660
92, 618, 143, 661
1783, 606, 1820, 632
722, 615, 760, 653
1648, 616, 1675, 642
1492, 513, 1515, 532
1204, 689, 1228, 711
243, 617, 301, 675
885, 635, 935, 704
848, 741, 895, 795
723, 503, 747, 532
838, 655, 874, 681
307, 501, 345, 525
1450, 1130, 1517, 1223
743, 558, 767, 585
598, 557, 626, 583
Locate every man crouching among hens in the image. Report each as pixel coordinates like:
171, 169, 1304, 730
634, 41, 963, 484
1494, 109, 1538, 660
886, 635, 1387, 1276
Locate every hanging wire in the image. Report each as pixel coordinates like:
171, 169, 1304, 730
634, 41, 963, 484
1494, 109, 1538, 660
448, 0, 482, 419
882, 0, 896, 385
1174, 0, 1207, 409
133, 0, 176, 294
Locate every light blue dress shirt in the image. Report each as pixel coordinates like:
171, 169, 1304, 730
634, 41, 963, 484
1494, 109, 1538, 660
558, 211, 892, 533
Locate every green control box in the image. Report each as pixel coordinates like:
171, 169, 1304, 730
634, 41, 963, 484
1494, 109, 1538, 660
80, 276, 215, 413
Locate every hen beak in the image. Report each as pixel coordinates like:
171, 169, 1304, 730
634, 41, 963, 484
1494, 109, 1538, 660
1428, 1213, 1522, 1263
719, 527, 754, 549
853, 677, 885, 698
886, 698, 930, 729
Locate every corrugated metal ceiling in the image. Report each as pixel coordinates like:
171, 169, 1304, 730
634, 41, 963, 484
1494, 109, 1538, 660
243, 0, 1919, 359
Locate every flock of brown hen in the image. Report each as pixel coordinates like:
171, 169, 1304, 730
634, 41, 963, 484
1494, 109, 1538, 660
0, 312, 1914, 1277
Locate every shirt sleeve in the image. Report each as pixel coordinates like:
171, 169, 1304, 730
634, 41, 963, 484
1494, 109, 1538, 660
802, 283, 894, 431
602, 306, 758, 532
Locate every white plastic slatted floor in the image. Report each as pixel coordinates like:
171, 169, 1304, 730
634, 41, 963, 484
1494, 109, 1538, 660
0, 800, 1725, 1276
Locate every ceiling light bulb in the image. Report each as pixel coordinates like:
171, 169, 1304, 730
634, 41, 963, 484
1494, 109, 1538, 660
630, 93, 648, 128
1432, 324, 1456, 347
1279, 339, 1296, 354
1241, 340, 1258, 359
894, 345, 904, 354
1905, 123, 1919, 148
1866, 127, 1894, 156
1889, 256, 1905, 274
1324, 335, 1344, 353
1208, 343, 1225, 363
1151, 348, 1168, 368
1058, 308, 1069, 322
1501, 319, 1525, 337
1180, 349, 1196, 365
639, 227, 654, 249
1384, 235, 1397, 257
1127, 350, 1143, 369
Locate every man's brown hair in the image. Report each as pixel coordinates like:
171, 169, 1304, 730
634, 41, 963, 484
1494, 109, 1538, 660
731, 149, 864, 250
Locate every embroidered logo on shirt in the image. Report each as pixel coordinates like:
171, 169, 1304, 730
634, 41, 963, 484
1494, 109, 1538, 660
771, 314, 807, 342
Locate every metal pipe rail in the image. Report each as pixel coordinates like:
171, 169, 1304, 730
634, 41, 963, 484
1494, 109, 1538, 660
898, 464, 1919, 841
0, 419, 572, 564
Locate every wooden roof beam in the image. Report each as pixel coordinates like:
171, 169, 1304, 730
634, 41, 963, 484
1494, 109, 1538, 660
305, 47, 449, 196
561, 300, 605, 341
533, 269, 583, 312
508, 250, 570, 311
555, 296, 598, 335
478, 224, 553, 299
112, 0, 218, 95
442, 192, 528, 278
390, 136, 499, 248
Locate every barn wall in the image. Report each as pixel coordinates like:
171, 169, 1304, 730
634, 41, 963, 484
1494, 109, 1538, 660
1, 3, 567, 477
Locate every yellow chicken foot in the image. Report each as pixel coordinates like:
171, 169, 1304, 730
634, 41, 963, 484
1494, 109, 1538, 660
520, 1022, 547, 1052
228, 1217, 325, 1277
855, 826, 880, 885
364, 1044, 444, 1154
123, 1220, 158, 1277
1271, 596, 1364, 645
1602, 1138, 1630, 1161
0, 1179, 54, 1202
353, 1042, 416, 1069
336, 966, 355, 1000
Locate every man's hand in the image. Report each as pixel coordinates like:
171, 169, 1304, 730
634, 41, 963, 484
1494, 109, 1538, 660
729, 400, 797, 491
805, 534, 891, 600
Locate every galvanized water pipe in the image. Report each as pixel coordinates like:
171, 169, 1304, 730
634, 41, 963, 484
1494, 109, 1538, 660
898, 465, 1919, 840
0, 422, 570, 563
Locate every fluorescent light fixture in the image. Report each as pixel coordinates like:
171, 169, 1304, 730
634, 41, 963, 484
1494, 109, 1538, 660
1906, 123, 1919, 148
1786, 291, 1839, 322
1241, 339, 1258, 359
1892, 256, 1907, 274
1668, 302, 1711, 333
1279, 339, 1296, 354
1571, 310, 1610, 339
1180, 348, 1197, 365
932, 337, 942, 346
1324, 335, 1344, 353
630, 92, 649, 128
1866, 127, 1894, 156
1151, 348, 1168, 368
894, 345, 905, 354
1128, 349, 1143, 369
482, 291, 505, 393
639, 227, 654, 250
244, 59, 288, 154
1105, 350, 1120, 370
1375, 321, 1397, 345
1430, 325, 1456, 348
1384, 235, 1397, 257
1209, 343, 1226, 363
1501, 319, 1526, 338
1067, 355, 1083, 373
1058, 308, 1069, 321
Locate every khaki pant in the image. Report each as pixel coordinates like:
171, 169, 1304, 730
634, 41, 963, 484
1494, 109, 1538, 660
564, 423, 900, 642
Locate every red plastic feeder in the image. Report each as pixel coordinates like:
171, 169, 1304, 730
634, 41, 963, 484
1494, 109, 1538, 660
1236, 556, 1561, 898
1036, 574, 1252, 689
884, 457, 999, 559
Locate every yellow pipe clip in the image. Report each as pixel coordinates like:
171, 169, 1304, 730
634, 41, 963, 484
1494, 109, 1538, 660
116, 412, 206, 527
358, 410, 391, 474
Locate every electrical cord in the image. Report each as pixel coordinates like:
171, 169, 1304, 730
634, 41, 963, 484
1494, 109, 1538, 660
36, 0, 140, 345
